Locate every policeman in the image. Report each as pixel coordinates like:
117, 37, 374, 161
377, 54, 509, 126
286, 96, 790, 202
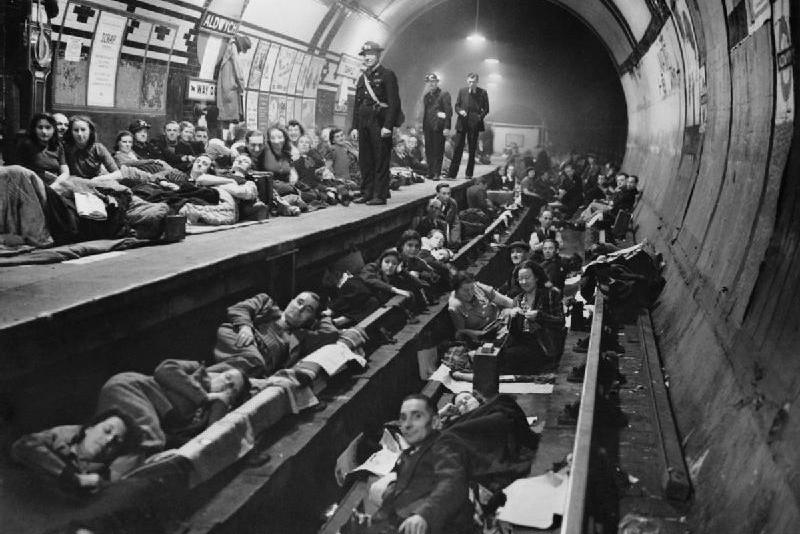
422, 73, 452, 181
351, 41, 402, 205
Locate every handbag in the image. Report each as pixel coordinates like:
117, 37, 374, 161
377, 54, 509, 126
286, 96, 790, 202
362, 75, 405, 128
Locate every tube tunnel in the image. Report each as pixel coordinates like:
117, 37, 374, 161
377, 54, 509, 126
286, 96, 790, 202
0, 0, 798, 532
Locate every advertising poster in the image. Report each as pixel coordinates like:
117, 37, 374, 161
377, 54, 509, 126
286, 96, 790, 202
287, 52, 306, 94
260, 43, 281, 92
286, 97, 296, 122
271, 46, 297, 93
246, 90, 259, 130
277, 96, 288, 125
303, 57, 325, 98
294, 53, 313, 95
248, 40, 270, 90
258, 93, 270, 130
268, 95, 280, 124
294, 97, 303, 123
87, 11, 127, 107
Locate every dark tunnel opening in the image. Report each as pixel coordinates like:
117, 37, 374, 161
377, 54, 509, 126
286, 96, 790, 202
384, 0, 628, 161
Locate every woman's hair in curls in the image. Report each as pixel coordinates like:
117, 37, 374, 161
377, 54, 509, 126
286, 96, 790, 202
27, 113, 59, 150
450, 270, 474, 292
516, 260, 549, 289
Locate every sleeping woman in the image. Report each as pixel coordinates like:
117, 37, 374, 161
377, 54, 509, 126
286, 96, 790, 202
11, 409, 141, 491
94, 359, 250, 464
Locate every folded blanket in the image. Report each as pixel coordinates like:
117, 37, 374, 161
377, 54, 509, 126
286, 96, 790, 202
0, 237, 154, 266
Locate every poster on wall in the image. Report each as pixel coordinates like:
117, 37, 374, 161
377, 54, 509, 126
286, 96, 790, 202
303, 57, 326, 98
266, 95, 279, 125
293, 98, 303, 123
287, 52, 306, 94
271, 46, 297, 93
260, 44, 281, 92
257, 93, 270, 130
87, 11, 127, 107
277, 96, 288, 125
337, 55, 362, 80
248, 40, 269, 90
246, 90, 259, 130
295, 53, 313, 94
773, 0, 794, 124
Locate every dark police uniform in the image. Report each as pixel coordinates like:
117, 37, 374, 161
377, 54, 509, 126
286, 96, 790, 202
351, 42, 401, 203
447, 84, 490, 179
422, 74, 452, 180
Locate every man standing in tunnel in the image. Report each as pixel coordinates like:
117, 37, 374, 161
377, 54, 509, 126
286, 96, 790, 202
422, 73, 452, 181
351, 41, 402, 205
446, 73, 489, 180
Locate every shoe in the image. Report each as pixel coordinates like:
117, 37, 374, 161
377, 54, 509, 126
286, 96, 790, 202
567, 364, 586, 383
573, 337, 589, 353
365, 199, 387, 205
354, 197, 370, 204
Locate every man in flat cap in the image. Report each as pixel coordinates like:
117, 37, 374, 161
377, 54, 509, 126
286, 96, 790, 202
422, 73, 452, 181
446, 73, 489, 180
351, 41, 403, 205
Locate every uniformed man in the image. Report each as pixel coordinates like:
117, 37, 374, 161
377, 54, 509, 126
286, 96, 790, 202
422, 73, 453, 181
351, 41, 402, 205
447, 73, 490, 180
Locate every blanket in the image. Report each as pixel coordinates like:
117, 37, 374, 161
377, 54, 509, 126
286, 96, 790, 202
0, 237, 155, 266
443, 394, 540, 490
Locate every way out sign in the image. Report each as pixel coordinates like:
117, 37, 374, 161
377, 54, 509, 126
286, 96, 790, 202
188, 78, 217, 101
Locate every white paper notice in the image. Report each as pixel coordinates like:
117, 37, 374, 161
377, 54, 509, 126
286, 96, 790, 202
64, 37, 82, 62
497, 473, 569, 529
87, 12, 127, 107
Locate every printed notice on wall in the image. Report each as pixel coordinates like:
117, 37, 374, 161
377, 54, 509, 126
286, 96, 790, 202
87, 12, 127, 107
63, 36, 82, 62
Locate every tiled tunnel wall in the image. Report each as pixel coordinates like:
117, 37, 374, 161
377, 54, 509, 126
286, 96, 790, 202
617, 1, 799, 531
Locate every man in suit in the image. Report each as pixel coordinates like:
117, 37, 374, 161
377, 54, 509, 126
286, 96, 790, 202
446, 73, 489, 180
351, 41, 402, 206
372, 394, 475, 534
422, 73, 452, 181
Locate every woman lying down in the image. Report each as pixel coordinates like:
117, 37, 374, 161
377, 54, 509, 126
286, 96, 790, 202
11, 359, 250, 491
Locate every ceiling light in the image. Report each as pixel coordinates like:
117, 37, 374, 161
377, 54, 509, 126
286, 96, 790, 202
484, 58, 500, 64
467, 33, 486, 43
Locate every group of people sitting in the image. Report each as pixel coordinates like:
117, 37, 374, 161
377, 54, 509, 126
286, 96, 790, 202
0, 112, 452, 251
